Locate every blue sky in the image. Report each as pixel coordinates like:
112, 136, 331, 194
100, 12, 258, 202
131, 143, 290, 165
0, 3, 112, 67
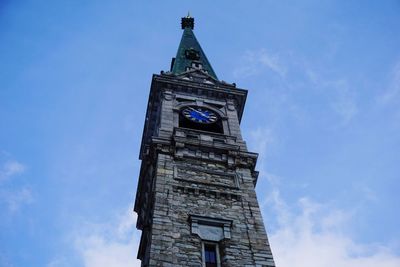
1, 1, 399, 266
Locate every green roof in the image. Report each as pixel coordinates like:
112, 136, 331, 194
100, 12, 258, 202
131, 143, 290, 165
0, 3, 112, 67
171, 18, 218, 80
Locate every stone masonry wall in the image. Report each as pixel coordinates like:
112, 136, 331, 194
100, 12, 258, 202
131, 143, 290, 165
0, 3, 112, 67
146, 153, 275, 267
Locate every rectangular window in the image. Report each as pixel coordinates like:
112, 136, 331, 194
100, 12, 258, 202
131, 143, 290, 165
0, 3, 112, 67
202, 242, 220, 267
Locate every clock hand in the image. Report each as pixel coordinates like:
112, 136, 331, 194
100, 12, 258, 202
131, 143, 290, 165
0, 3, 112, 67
188, 107, 208, 118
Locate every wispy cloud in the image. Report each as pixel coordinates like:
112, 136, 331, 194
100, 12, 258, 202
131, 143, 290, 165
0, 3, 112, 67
0, 160, 25, 183
46, 257, 71, 267
235, 48, 359, 127
72, 208, 141, 267
379, 61, 400, 105
248, 127, 275, 168
233, 49, 287, 78
305, 66, 358, 126
329, 79, 358, 126
267, 193, 400, 267
247, 120, 399, 267
254, 147, 398, 267
0, 187, 33, 212
0, 156, 33, 213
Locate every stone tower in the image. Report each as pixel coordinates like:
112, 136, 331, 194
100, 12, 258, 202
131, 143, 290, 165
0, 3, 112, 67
134, 16, 276, 267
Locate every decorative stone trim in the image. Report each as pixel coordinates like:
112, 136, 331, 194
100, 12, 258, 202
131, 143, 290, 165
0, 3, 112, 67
163, 91, 174, 101
189, 215, 232, 241
172, 185, 241, 201
173, 165, 240, 189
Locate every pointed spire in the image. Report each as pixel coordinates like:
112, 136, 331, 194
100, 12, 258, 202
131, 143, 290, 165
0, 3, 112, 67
171, 16, 218, 80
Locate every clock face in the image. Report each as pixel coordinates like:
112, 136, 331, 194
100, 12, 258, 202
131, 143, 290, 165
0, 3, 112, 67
182, 106, 218, 124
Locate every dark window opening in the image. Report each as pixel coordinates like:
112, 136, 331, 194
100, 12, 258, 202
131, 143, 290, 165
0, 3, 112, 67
204, 244, 217, 267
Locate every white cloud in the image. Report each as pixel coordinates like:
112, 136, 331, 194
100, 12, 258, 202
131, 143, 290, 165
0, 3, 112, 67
248, 119, 399, 266
0, 187, 33, 212
73, 208, 141, 267
264, 190, 400, 267
0, 160, 26, 183
248, 121, 399, 267
379, 61, 400, 105
233, 49, 287, 78
331, 95, 358, 126
46, 257, 70, 267
307, 70, 358, 126
0, 158, 32, 213
248, 127, 275, 166
235, 48, 359, 126
258, 50, 287, 77
330, 80, 358, 126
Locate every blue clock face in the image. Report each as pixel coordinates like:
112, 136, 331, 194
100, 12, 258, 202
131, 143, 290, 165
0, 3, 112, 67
182, 106, 218, 124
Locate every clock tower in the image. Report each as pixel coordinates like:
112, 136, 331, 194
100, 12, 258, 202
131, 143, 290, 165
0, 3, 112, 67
134, 16, 276, 267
